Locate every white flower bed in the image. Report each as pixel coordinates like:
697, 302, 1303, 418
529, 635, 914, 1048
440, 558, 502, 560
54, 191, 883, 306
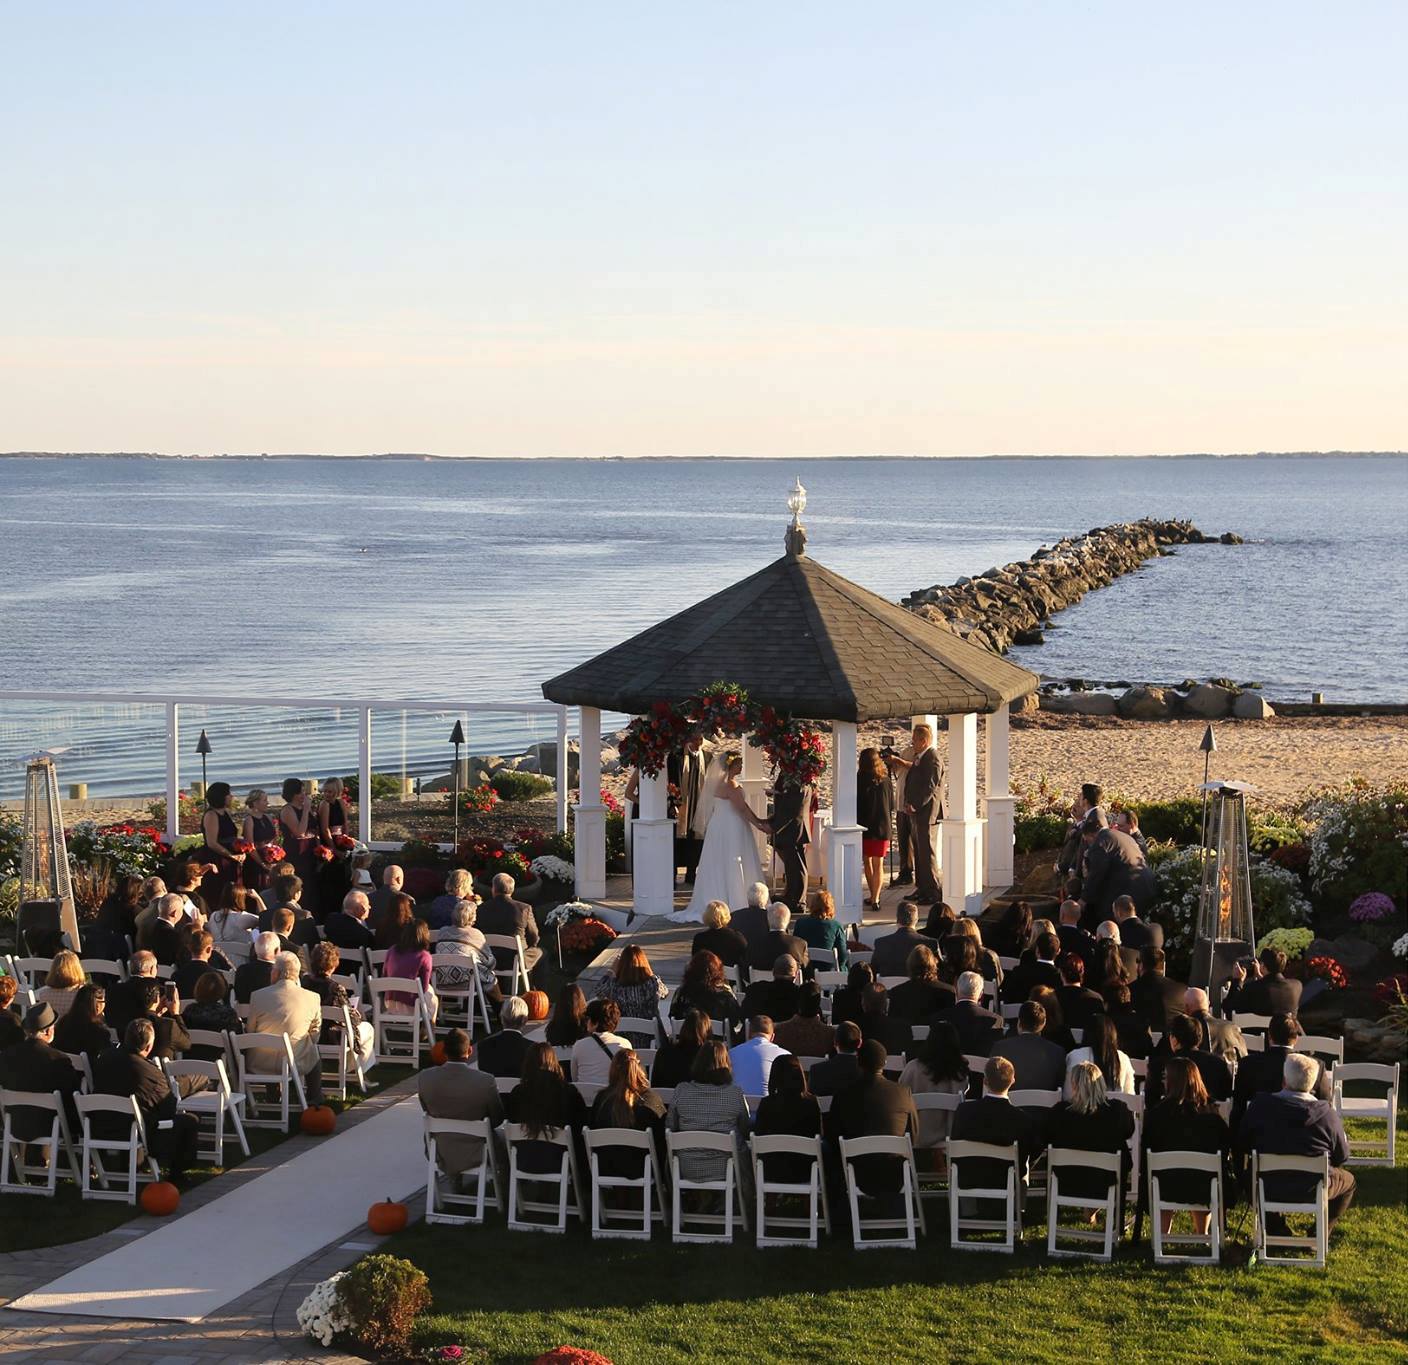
297, 1271, 353, 1347
1395, 932, 1408, 961
545, 899, 595, 928
530, 854, 575, 883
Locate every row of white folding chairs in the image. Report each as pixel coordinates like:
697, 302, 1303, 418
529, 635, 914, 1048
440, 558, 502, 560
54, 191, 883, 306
3, 954, 137, 988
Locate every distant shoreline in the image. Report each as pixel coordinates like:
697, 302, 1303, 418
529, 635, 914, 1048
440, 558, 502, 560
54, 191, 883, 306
1, 450, 1404, 463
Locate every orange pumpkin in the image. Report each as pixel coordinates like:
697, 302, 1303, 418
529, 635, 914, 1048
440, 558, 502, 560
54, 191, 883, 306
368, 1197, 409, 1236
522, 989, 550, 1021
300, 1104, 337, 1136
429, 1041, 448, 1065
140, 1181, 180, 1216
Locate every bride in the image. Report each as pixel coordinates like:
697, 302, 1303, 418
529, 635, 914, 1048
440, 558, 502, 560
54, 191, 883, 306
670, 752, 772, 924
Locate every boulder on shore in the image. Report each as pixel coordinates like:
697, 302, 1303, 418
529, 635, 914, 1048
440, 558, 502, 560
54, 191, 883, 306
1118, 685, 1174, 720
1184, 683, 1235, 719
1042, 691, 1119, 716
1233, 692, 1275, 719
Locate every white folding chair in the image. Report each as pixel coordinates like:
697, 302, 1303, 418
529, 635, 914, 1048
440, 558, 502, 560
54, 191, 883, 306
808, 946, 838, 971
1, 1088, 79, 1194
1148, 1150, 1223, 1265
1108, 1090, 1145, 1204
814, 970, 846, 998
947, 1139, 1020, 1253
853, 924, 886, 947
1046, 1147, 1121, 1261
911, 1024, 930, 1042
1000, 1003, 1021, 1022
911, 1092, 962, 1198
7, 957, 52, 989
79, 957, 127, 982
1130, 1057, 1149, 1092
433, 956, 493, 1035
483, 934, 531, 995
750, 1134, 830, 1248
230, 1031, 306, 1129
586, 1127, 668, 1240
317, 1003, 371, 1100
997, 955, 1020, 973
1009, 1089, 1061, 1110
747, 968, 773, 986
667, 1130, 748, 1243
1243, 1033, 1265, 1053
424, 1116, 502, 1225
504, 1121, 584, 1233
331, 970, 366, 1006
1295, 1034, 1345, 1067
187, 1027, 235, 1071
617, 1016, 663, 1048
368, 978, 435, 1066
57, 1050, 94, 1094
1232, 1012, 1272, 1034
839, 1135, 925, 1249
75, 1093, 160, 1203
164, 1057, 250, 1162
1332, 1062, 1400, 1166
1253, 1152, 1330, 1268
878, 976, 906, 991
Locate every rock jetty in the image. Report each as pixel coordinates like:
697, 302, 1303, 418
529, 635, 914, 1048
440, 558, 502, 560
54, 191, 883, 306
902, 518, 1237, 656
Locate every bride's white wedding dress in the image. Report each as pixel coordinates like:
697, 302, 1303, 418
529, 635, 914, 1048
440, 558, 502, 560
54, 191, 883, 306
670, 781, 764, 924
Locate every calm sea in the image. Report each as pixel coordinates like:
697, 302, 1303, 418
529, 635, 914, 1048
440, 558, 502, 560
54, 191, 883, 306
0, 454, 1403, 799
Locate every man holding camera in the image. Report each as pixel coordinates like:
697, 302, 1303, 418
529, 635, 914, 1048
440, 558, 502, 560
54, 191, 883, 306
886, 722, 943, 906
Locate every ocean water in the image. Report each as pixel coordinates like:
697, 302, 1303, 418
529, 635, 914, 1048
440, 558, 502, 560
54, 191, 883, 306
0, 453, 1403, 798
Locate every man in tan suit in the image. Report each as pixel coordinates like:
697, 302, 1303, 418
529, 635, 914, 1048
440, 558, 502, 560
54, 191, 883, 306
250, 950, 325, 1104
417, 1029, 504, 1182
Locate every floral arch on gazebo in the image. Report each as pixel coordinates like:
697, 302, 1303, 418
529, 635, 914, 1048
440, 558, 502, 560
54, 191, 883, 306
542, 489, 1039, 921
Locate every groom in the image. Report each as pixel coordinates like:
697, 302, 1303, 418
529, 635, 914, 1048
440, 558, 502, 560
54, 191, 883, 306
667, 737, 708, 886
767, 782, 811, 910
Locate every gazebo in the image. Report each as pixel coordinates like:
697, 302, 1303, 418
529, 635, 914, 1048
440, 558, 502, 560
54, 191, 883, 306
542, 485, 1040, 920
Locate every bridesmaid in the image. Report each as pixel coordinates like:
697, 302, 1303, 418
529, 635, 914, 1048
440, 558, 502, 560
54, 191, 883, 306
241, 788, 278, 896
199, 782, 245, 908
279, 776, 317, 896
314, 776, 353, 919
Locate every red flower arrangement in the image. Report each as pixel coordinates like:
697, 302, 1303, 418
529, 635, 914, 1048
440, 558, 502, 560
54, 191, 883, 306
332, 833, 356, 850
752, 707, 827, 791
558, 917, 618, 956
458, 783, 499, 815
231, 839, 256, 855
259, 843, 287, 864
313, 844, 334, 862
1306, 955, 1348, 989
533, 1350, 614, 1365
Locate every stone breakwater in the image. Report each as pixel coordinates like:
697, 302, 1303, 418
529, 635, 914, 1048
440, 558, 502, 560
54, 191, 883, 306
902, 517, 1240, 656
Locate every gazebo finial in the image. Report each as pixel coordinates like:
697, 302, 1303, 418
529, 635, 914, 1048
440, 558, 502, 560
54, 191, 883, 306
785, 476, 808, 557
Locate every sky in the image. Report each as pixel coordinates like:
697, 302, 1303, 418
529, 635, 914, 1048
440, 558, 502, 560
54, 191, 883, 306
1, 1, 1405, 458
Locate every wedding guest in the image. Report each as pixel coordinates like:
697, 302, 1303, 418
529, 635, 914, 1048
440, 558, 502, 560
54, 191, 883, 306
1102, 982, 1154, 1059
384, 919, 438, 1024
104, 951, 160, 1035
992, 1001, 1068, 1092
165, 859, 210, 922
172, 929, 232, 999
1029, 985, 1078, 1052
667, 1041, 749, 1181
773, 982, 835, 1058
234, 931, 279, 1003
478, 872, 542, 977
572, 998, 633, 1087
898, 1021, 970, 1155
241, 788, 280, 894
870, 903, 936, 978
921, 901, 957, 943
140, 893, 186, 966
1146, 1013, 1233, 1106
432, 901, 501, 1008
809, 1021, 863, 1097
753, 1054, 823, 1182
1182, 987, 1248, 1068
931, 972, 1003, 1057
1047, 1060, 1135, 1218
302, 942, 374, 1059
505, 1044, 587, 1171
827, 1039, 920, 1198
745, 903, 808, 974
595, 943, 669, 1036
476, 997, 535, 1078
544, 984, 589, 1047
1231, 1013, 1331, 1126
591, 1050, 666, 1176
96, 873, 144, 948
1055, 954, 1106, 1031
36, 950, 85, 1020
200, 782, 246, 908
1112, 894, 1162, 951
184, 971, 243, 1058
946, 917, 1004, 987
989, 900, 1034, 962
859, 982, 912, 1057
369, 864, 405, 920
1090, 925, 1137, 987
1144, 1057, 1230, 1237
793, 890, 850, 971
53, 984, 110, 1063
325, 888, 376, 958
1057, 899, 1097, 971
1222, 945, 1303, 1019
1065, 1013, 1133, 1095
416, 1028, 503, 1183
93, 1018, 198, 1182
729, 1015, 788, 1095
856, 747, 895, 911
1111, 807, 1149, 857
131, 978, 194, 1067
250, 951, 323, 1104
1001, 931, 1062, 1005
830, 960, 875, 1029
950, 1056, 1042, 1218
671, 951, 742, 1036
262, 864, 302, 913
653, 1009, 711, 1088
1077, 811, 1156, 925
374, 891, 415, 949
1130, 946, 1186, 1032
889, 945, 955, 1023
690, 901, 748, 970
742, 955, 802, 1023
729, 882, 773, 946
425, 869, 476, 930
0, 977, 20, 1051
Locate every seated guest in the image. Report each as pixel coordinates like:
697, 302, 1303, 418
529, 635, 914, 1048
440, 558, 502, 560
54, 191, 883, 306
234, 932, 280, 1003
809, 1021, 864, 1097
672, 951, 743, 1037
1029, 986, 1078, 1052
950, 1055, 1043, 1218
302, 942, 374, 1059
477, 872, 542, 977
742, 955, 802, 1023
417, 1027, 503, 1182
1020, 917, 1059, 964
946, 917, 1004, 988
544, 984, 589, 1047
0, 1004, 82, 1139
993, 1001, 1068, 1092
591, 1050, 666, 1176
172, 930, 232, 1000
870, 902, 937, 978
36, 950, 86, 1020
384, 919, 439, 1025
691, 901, 749, 970
858, 982, 912, 1057
1091, 922, 1138, 984
52, 984, 111, 1064
1130, 946, 1185, 1032
269, 906, 311, 964
1001, 931, 1062, 1005
1065, 1012, 1134, 1096
920, 901, 957, 944
1182, 987, 1247, 1067
183, 970, 243, 1059
1056, 899, 1097, 972
373, 890, 415, 950
0, 977, 21, 1050
207, 886, 260, 963
595, 943, 669, 1036
1111, 893, 1162, 951
792, 890, 850, 971
729, 1015, 788, 1095
1055, 953, 1105, 1031
653, 1008, 711, 1088
505, 1043, 587, 1171
132, 978, 193, 1066
746, 903, 808, 974
96, 873, 144, 947
933, 972, 1003, 1057
1101, 982, 1154, 1060
988, 900, 1034, 962
572, 998, 633, 1087
432, 900, 502, 1009
140, 894, 187, 967
1048, 1060, 1135, 1214
369, 863, 404, 921
1144, 1056, 1230, 1237
1147, 1013, 1233, 1106
424, 868, 475, 930
93, 1018, 199, 1181
260, 865, 302, 914
889, 945, 955, 1023
828, 1039, 920, 1198
1223, 946, 1303, 1020
105, 951, 160, 1035
667, 1041, 750, 1181
476, 997, 535, 1078
774, 982, 836, 1059
324, 889, 376, 958
1238, 1052, 1356, 1233
754, 1053, 824, 1182
829, 960, 875, 1029
728, 882, 773, 947
166, 858, 210, 921
898, 1021, 970, 1155
1232, 1013, 1331, 1126
250, 951, 324, 1104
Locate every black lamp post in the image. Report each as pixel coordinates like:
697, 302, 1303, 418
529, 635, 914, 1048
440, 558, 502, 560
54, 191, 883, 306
450, 720, 466, 847
1198, 723, 1217, 847
195, 728, 213, 796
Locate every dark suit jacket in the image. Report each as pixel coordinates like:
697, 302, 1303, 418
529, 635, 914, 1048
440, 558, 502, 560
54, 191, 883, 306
1147, 1046, 1233, 1106
990, 1032, 1068, 1093
173, 955, 231, 1000
859, 1011, 913, 1057
1080, 828, 1155, 919
1001, 959, 1061, 1006
1224, 973, 1303, 1019
1105, 1006, 1154, 1060
889, 978, 955, 1023
92, 1046, 177, 1136
808, 1051, 861, 1097
324, 911, 376, 958
902, 747, 941, 820
933, 1000, 1004, 1057
1237, 1092, 1351, 1200
1232, 1045, 1331, 1126
741, 980, 800, 1023
1057, 924, 1097, 970
474, 1028, 534, 1079
143, 918, 184, 967
0, 1038, 81, 1138
105, 977, 157, 1037
1192, 1012, 1247, 1065
233, 960, 275, 1004
870, 928, 937, 978
747, 930, 808, 973
728, 904, 770, 947
1046, 1100, 1135, 1197
1131, 973, 1186, 1032
1056, 984, 1106, 1031
827, 1074, 919, 1193
691, 925, 748, 969
1119, 916, 1163, 951
139, 1010, 192, 1062
477, 896, 540, 956
950, 1095, 1041, 1189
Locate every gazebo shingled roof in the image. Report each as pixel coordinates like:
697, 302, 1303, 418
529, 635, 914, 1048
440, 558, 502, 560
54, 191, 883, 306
542, 550, 1039, 722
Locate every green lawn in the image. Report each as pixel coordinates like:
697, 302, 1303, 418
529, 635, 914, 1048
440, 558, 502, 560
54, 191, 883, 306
397, 1119, 1408, 1365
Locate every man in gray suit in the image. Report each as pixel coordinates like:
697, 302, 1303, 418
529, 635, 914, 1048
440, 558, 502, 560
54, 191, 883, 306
417, 1029, 504, 1182
1077, 811, 1155, 925
990, 1001, 1068, 1092
890, 723, 942, 905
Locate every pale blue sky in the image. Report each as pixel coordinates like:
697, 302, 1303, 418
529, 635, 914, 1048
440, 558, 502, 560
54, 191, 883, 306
2, 1, 1404, 456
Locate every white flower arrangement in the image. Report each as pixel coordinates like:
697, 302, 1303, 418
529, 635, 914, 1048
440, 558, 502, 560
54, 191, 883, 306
1394, 932, 1408, 961
545, 899, 595, 928
296, 1271, 353, 1347
530, 854, 575, 883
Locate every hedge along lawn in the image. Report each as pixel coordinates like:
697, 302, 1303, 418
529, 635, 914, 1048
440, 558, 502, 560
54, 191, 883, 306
397, 1117, 1408, 1365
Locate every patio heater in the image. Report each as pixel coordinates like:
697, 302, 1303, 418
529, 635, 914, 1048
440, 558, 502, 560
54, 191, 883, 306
1191, 779, 1257, 1004
18, 753, 79, 954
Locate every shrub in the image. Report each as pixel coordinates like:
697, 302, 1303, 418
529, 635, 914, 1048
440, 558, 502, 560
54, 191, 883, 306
490, 770, 555, 803
1012, 777, 1070, 854
605, 811, 625, 864
458, 783, 499, 814
0, 810, 22, 880
1248, 808, 1312, 854
400, 837, 444, 866
145, 790, 201, 830
1118, 796, 1204, 846
66, 821, 171, 879
1304, 779, 1408, 915
1256, 926, 1315, 960
337, 1254, 430, 1356
341, 771, 403, 802
1349, 892, 1397, 923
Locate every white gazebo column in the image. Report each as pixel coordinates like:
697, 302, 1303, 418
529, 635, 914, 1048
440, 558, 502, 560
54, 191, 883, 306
632, 764, 676, 916
573, 707, 607, 900
940, 712, 985, 915
740, 736, 771, 874
828, 721, 864, 924
982, 703, 1016, 889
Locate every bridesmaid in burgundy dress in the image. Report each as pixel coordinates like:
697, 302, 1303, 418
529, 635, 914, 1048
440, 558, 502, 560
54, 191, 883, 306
279, 776, 317, 897
314, 776, 354, 919
240, 788, 279, 897
199, 783, 246, 908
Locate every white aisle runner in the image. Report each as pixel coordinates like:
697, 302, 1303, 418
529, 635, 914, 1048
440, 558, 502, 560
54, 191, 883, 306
11, 1095, 426, 1323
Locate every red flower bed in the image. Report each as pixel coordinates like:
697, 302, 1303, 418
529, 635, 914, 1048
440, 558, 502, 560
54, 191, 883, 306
559, 917, 617, 956
533, 1348, 614, 1365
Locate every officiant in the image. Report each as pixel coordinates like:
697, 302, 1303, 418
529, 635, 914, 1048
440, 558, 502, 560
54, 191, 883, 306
667, 736, 709, 887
